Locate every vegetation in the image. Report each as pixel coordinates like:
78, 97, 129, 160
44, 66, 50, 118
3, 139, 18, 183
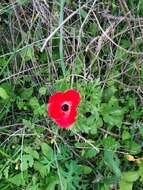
0, 0, 143, 189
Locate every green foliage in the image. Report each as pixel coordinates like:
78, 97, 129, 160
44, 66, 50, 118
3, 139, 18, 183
0, 86, 9, 100
0, 0, 143, 189
8, 173, 26, 186
120, 171, 140, 190
104, 150, 121, 177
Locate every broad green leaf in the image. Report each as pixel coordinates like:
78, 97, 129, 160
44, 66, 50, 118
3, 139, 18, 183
0, 87, 9, 99
120, 171, 139, 190
78, 165, 92, 174
88, 22, 97, 36
115, 39, 130, 61
122, 171, 139, 182
100, 184, 109, 190
139, 166, 143, 181
79, 9, 88, 18
120, 180, 133, 190
122, 130, 131, 140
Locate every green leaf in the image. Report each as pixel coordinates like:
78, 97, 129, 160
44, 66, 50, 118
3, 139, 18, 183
103, 136, 119, 151
78, 165, 92, 174
20, 47, 34, 61
54, 79, 70, 92
29, 97, 40, 109
122, 171, 139, 182
104, 150, 121, 177
88, 22, 97, 36
39, 87, 47, 95
16, 0, 30, 5
24, 147, 39, 159
139, 124, 143, 137
120, 180, 133, 190
4, 166, 9, 179
82, 148, 98, 158
21, 154, 34, 171
79, 9, 88, 18
41, 143, 54, 160
137, 0, 143, 16
8, 173, 25, 186
139, 166, 143, 181
122, 130, 131, 140
115, 39, 130, 61
34, 161, 48, 177
119, 171, 139, 190
20, 87, 33, 99
74, 56, 83, 74
100, 97, 124, 127
46, 175, 59, 190
125, 141, 141, 155
0, 87, 9, 100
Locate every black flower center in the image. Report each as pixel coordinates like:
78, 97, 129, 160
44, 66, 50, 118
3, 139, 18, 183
61, 104, 69, 112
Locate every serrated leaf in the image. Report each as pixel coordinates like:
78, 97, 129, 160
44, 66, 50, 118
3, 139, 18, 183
8, 173, 25, 186
82, 148, 98, 158
24, 147, 39, 159
41, 143, 54, 160
39, 87, 47, 95
21, 154, 34, 171
4, 166, 9, 179
29, 97, 40, 109
34, 161, 48, 177
104, 150, 121, 177
20, 47, 34, 61
46, 175, 59, 190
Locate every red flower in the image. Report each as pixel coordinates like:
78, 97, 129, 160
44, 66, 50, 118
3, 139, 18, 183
48, 89, 80, 128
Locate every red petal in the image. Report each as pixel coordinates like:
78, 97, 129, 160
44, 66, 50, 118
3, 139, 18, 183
55, 109, 77, 128
48, 101, 63, 119
64, 89, 80, 106
48, 91, 63, 104
48, 92, 64, 119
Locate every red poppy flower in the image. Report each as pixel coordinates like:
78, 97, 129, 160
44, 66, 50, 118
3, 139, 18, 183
48, 89, 80, 128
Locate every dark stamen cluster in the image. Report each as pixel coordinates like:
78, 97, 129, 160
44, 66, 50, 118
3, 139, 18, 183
61, 104, 69, 111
